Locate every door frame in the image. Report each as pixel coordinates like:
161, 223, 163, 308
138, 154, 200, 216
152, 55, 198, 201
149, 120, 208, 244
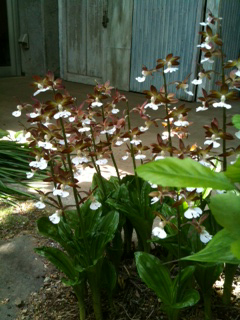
0, 0, 21, 77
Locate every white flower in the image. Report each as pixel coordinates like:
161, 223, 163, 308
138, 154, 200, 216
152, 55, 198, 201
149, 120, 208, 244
199, 160, 213, 168
155, 155, 165, 160
196, 106, 208, 112
72, 156, 89, 165
213, 95, 232, 109
101, 127, 116, 135
26, 172, 34, 179
192, 78, 203, 85
144, 102, 159, 110
96, 158, 108, 165
78, 126, 91, 132
29, 157, 48, 170
12, 105, 23, 117
111, 105, 120, 114
235, 131, 240, 139
91, 98, 103, 107
174, 120, 189, 127
38, 141, 55, 150
152, 226, 167, 239
69, 116, 75, 122
53, 188, 69, 198
115, 139, 124, 146
49, 210, 61, 224
135, 76, 146, 82
130, 136, 142, 145
184, 90, 194, 96
148, 181, 157, 188
151, 197, 160, 205
34, 85, 51, 96
201, 57, 214, 64
122, 154, 129, 160
184, 203, 202, 219
135, 153, 146, 160
162, 131, 174, 140
34, 201, 46, 209
29, 111, 41, 118
139, 126, 149, 132
54, 110, 71, 119
186, 187, 204, 193
164, 62, 178, 73
197, 42, 211, 50
200, 229, 212, 243
204, 134, 221, 148
90, 200, 102, 210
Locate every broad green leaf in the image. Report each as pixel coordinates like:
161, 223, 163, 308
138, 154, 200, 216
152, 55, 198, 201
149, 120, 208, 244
194, 263, 223, 294
172, 289, 200, 309
100, 259, 117, 294
224, 157, 240, 183
231, 239, 240, 259
182, 229, 240, 264
37, 217, 64, 245
210, 193, 240, 233
135, 252, 173, 305
136, 158, 234, 190
172, 266, 195, 295
35, 246, 78, 280
232, 114, 240, 129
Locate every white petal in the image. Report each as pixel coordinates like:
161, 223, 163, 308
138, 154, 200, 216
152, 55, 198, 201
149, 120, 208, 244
135, 76, 146, 82
26, 172, 34, 179
200, 22, 208, 26
115, 140, 124, 146
130, 139, 142, 145
196, 106, 208, 112
184, 90, 194, 96
49, 212, 61, 224
135, 154, 146, 160
236, 70, 240, 77
151, 197, 160, 205
139, 126, 148, 132
30, 112, 40, 118
34, 201, 46, 209
90, 200, 102, 210
200, 230, 212, 243
112, 108, 120, 114
96, 158, 108, 165
107, 127, 116, 135
122, 155, 129, 160
235, 131, 240, 139
192, 79, 202, 85
12, 110, 21, 117
78, 127, 91, 132
174, 120, 189, 127
152, 227, 167, 239
91, 101, 103, 107
184, 208, 194, 219
155, 156, 165, 160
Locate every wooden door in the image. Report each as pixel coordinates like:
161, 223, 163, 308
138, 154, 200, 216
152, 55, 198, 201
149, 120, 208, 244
130, 0, 206, 100
59, 0, 104, 85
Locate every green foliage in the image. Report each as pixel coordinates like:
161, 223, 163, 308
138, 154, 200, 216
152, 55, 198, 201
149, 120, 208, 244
232, 114, 240, 129
107, 177, 155, 252
136, 158, 234, 190
224, 157, 240, 183
135, 252, 199, 320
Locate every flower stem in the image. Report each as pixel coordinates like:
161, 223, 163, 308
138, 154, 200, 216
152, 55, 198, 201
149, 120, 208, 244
59, 117, 90, 263
162, 72, 173, 156
223, 264, 237, 305
101, 106, 121, 182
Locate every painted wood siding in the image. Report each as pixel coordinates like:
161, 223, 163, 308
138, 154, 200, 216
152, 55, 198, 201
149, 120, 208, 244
130, 0, 205, 100
197, 0, 240, 97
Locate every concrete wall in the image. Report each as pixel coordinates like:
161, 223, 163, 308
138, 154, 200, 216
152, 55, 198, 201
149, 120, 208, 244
18, 0, 59, 76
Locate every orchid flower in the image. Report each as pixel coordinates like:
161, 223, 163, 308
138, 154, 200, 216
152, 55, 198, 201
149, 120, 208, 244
49, 210, 62, 224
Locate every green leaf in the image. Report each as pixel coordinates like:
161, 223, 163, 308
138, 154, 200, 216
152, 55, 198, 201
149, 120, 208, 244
194, 263, 223, 294
101, 259, 117, 294
210, 193, 240, 234
172, 289, 200, 309
135, 252, 173, 305
0, 129, 9, 138
224, 158, 240, 183
136, 158, 234, 190
232, 114, 240, 129
35, 246, 78, 280
182, 229, 240, 264
231, 239, 240, 259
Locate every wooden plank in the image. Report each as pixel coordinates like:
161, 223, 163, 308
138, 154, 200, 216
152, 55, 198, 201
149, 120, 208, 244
105, 0, 133, 91
87, 0, 102, 78
66, 0, 87, 75
130, 0, 206, 100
